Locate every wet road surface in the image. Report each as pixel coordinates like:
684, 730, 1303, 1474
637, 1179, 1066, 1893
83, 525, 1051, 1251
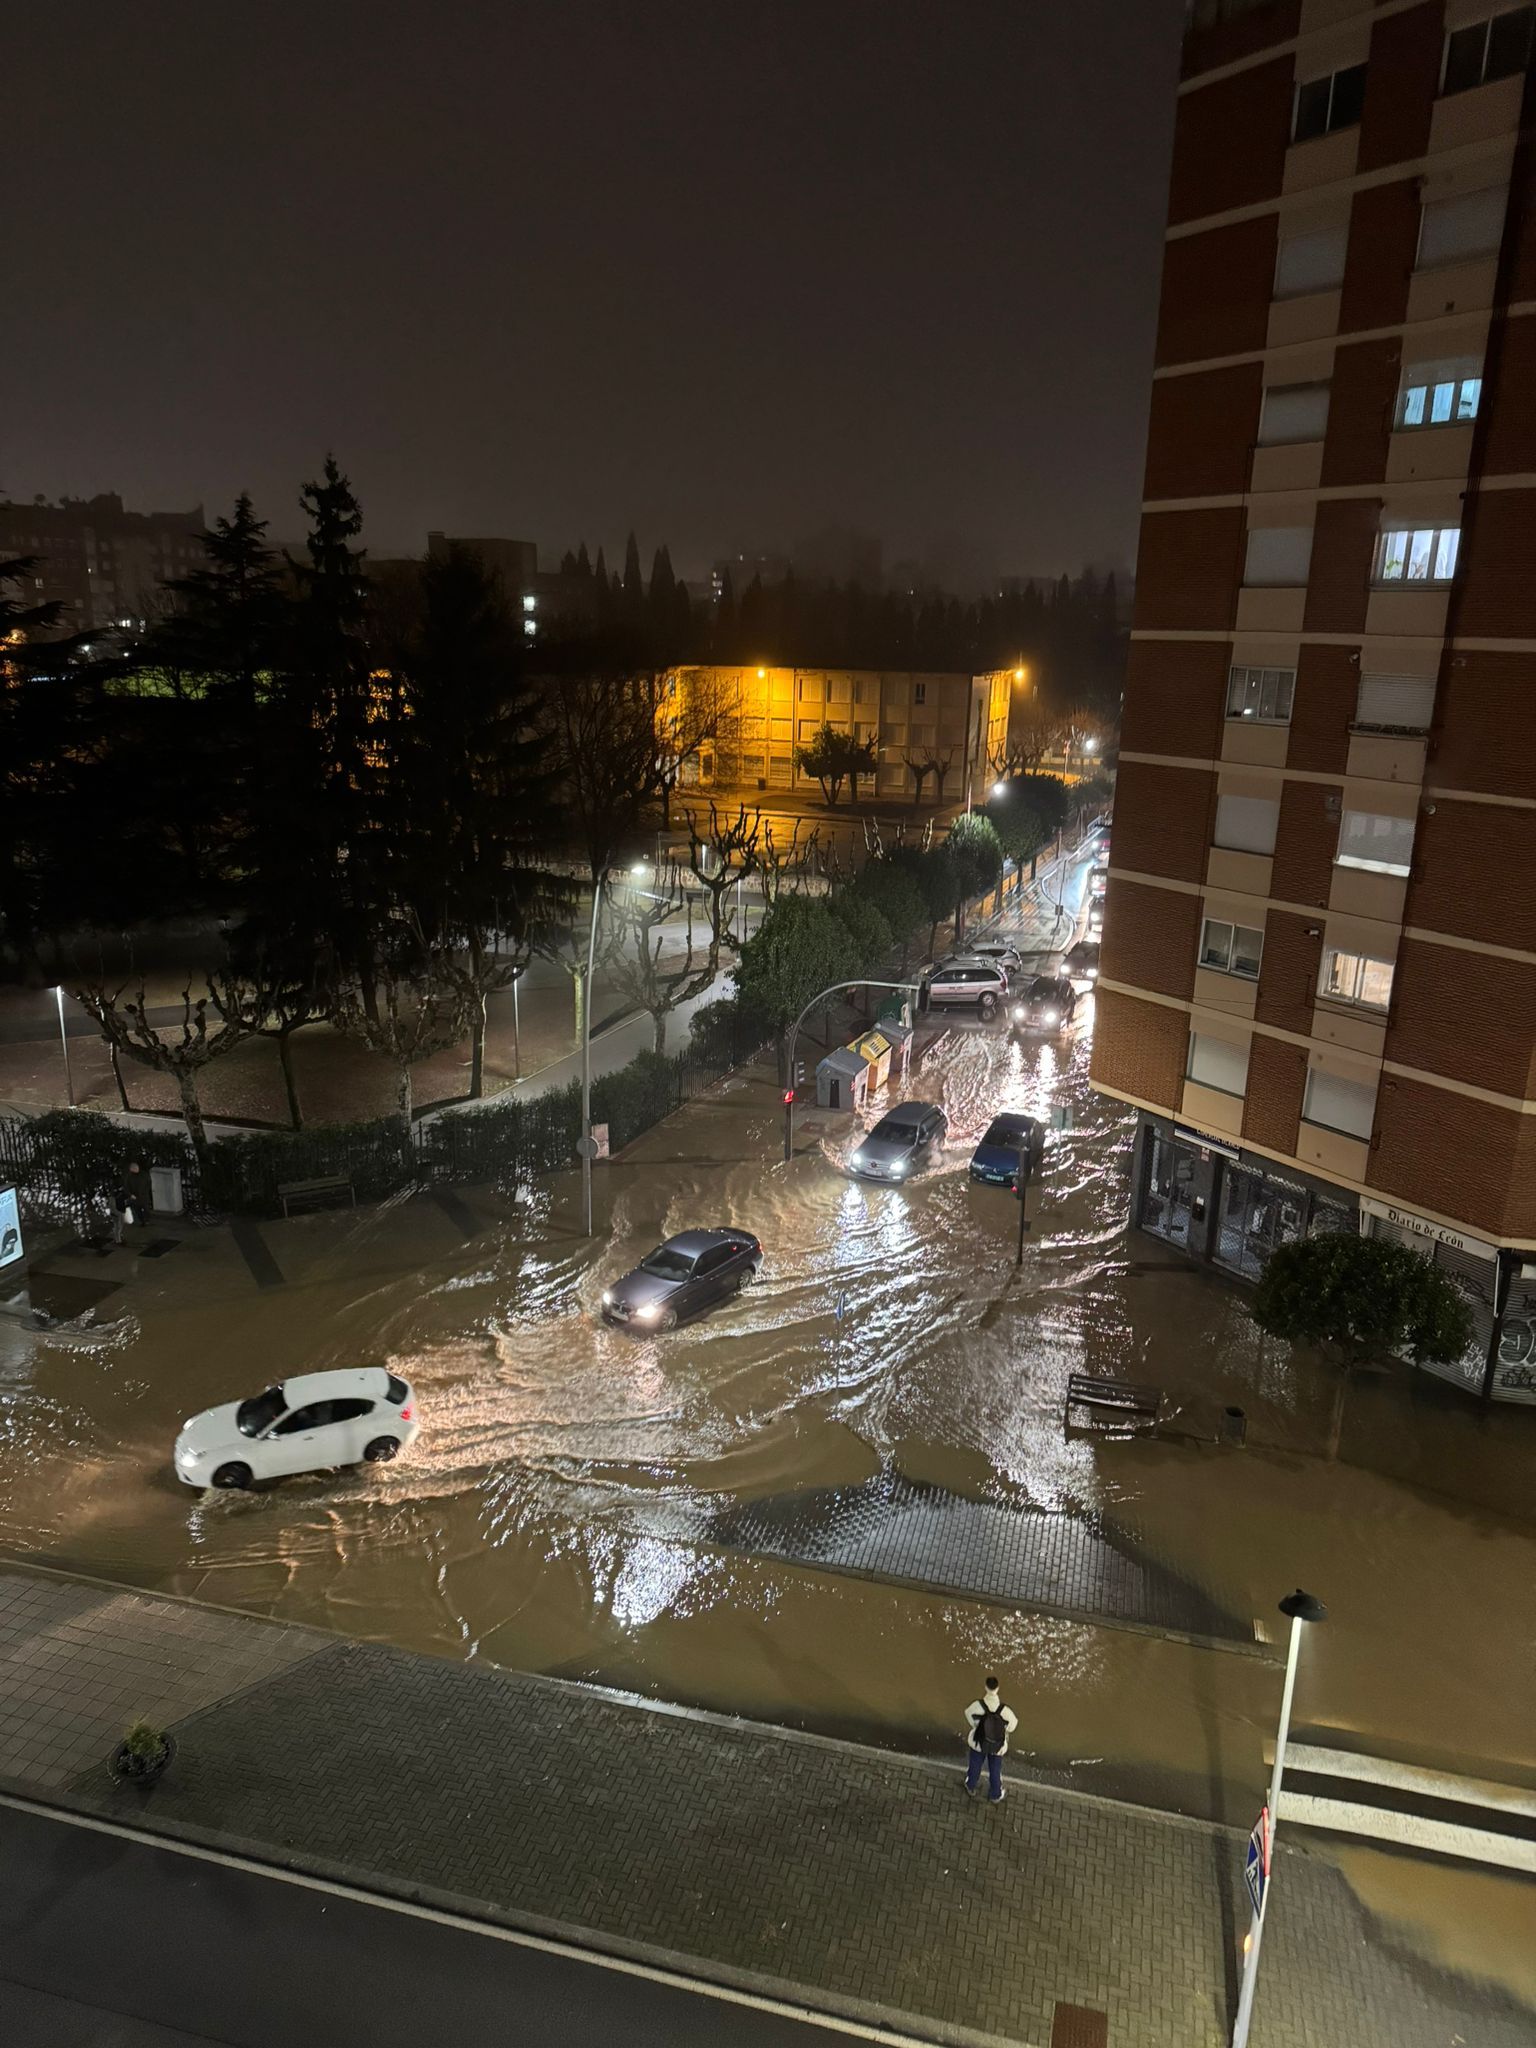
0, 1800, 890, 2048
2, 898, 1534, 1868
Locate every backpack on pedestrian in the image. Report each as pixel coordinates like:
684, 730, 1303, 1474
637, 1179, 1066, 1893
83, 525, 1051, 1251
977, 1702, 1009, 1755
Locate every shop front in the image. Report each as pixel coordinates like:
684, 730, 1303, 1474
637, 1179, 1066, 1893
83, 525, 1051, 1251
1360, 1198, 1536, 1407
1132, 1116, 1357, 1278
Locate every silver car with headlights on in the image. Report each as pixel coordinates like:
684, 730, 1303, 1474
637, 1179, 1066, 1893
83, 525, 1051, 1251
848, 1101, 947, 1181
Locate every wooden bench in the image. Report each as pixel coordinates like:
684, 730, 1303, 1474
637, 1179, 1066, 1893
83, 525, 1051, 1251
1065, 1372, 1163, 1433
277, 1174, 356, 1219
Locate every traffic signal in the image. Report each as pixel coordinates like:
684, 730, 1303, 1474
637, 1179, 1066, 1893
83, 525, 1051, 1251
783, 1088, 795, 1106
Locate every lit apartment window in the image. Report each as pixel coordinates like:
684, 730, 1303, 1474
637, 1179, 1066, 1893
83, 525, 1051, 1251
1274, 223, 1348, 298
1418, 187, 1506, 268
1200, 918, 1264, 978
1319, 949, 1394, 1009
1336, 809, 1415, 876
1213, 793, 1279, 855
1374, 526, 1460, 585
1354, 672, 1436, 732
1243, 526, 1313, 586
1397, 358, 1482, 428
1443, 6, 1534, 93
1293, 63, 1366, 143
1226, 665, 1295, 724
1302, 1067, 1377, 1139
1187, 1032, 1250, 1097
1258, 384, 1330, 445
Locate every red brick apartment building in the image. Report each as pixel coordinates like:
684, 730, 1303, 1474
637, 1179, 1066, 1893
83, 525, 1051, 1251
1093, 0, 1536, 1403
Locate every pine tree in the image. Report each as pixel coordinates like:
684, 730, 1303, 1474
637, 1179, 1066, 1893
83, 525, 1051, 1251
622, 529, 644, 613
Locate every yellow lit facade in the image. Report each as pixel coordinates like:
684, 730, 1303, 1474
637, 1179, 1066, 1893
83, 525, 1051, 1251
666, 666, 1009, 801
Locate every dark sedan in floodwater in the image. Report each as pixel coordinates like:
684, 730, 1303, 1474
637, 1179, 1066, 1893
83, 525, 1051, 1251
848, 1101, 947, 1182
1010, 974, 1078, 1036
968, 1112, 1043, 1188
601, 1227, 762, 1329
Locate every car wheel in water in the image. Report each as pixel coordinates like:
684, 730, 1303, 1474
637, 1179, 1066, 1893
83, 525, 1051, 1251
363, 1437, 399, 1463
211, 1462, 251, 1490
979, 993, 998, 1020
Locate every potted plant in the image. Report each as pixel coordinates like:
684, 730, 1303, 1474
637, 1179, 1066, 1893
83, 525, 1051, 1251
111, 1718, 176, 1785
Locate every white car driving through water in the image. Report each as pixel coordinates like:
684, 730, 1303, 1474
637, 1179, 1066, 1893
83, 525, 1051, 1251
174, 1367, 418, 1490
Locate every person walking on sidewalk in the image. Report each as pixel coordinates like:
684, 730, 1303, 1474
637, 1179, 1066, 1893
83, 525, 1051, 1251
963, 1676, 1017, 1804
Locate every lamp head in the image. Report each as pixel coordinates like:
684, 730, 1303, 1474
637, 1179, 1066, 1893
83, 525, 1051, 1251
1279, 1589, 1327, 1625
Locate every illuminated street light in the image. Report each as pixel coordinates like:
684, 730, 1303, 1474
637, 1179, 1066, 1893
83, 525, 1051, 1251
992, 781, 1008, 799
54, 986, 75, 1108
1084, 736, 1099, 755
756, 666, 767, 679
1013, 666, 1025, 683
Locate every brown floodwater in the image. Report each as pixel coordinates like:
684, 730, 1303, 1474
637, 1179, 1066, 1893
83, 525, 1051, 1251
3, 1003, 1534, 1950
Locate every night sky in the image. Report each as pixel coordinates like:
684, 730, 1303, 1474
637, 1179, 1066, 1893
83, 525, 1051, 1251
10, 2, 1184, 583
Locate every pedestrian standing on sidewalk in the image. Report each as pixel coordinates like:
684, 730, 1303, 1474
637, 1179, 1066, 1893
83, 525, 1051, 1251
111, 1162, 147, 1245
963, 1676, 1017, 1804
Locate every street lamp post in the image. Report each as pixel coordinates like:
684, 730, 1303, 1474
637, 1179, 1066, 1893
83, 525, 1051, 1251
578, 873, 606, 1236
53, 986, 75, 1108
1231, 1589, 1328, 2048
782, 979, 920, 1162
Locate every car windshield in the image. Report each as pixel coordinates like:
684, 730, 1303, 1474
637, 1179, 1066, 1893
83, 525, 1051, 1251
640, 1247, 696, 1281
236, 1386, 287, 1438
872, 1117, 921, 1144
1027, 978, 1057, 1001
981, 1118, 1026, 1148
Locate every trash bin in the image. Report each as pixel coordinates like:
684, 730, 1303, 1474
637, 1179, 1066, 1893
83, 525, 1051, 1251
149, 1163, 184, 1217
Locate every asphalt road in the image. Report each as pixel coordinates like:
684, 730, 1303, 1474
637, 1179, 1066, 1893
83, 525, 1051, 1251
0, 1800, 913, 2048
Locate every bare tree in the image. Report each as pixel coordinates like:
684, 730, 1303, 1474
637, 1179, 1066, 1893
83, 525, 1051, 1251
684, 802, 762, 952
606, 863, 721, 1053
210, 955, 332, 1131
648, 668, 735, 824
544, 671, 660, 883
756, 816, 820, 907
993, 705, 1066, 781
905, 745, 955, 803
75, 983, 248, 1157
333, 939, 470, 1130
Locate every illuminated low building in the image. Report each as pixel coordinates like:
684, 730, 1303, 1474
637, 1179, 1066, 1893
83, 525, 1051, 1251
664, 665, 1010, 801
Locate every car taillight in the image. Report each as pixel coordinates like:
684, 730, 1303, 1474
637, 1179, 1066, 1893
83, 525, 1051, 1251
400, 1405, 413, 1421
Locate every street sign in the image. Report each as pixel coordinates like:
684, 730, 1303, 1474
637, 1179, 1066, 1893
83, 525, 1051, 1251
0, 1185, 21, 1271
1244, 1806, 1270, 1918
576, 1135, 600, 1160
1050, 1105, 1074, 1131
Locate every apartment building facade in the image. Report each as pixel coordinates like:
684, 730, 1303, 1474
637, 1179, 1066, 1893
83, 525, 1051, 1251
1092, 0, 1536, 1403
0, 493, 207, 638
665, 665, 1010, 804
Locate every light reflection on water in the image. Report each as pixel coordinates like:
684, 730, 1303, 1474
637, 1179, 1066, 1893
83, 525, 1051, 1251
3, 988, 1534, 1838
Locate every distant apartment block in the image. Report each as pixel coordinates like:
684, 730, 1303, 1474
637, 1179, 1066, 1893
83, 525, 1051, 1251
0, 493, 207, 638
1092, 0, 1536, 1402
665, 666, 1010, 804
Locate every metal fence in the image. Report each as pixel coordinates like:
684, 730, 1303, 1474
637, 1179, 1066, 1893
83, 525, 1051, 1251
0, 1021, 766, 1228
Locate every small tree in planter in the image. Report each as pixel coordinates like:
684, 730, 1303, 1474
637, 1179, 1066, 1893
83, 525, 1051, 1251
1252, 1234, 1474, 1366
112, 1717, 176, 1784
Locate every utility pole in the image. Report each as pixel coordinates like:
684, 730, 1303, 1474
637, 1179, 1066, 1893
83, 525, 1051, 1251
1014, 1137, 1033, 1264
53, 986, 76, 1109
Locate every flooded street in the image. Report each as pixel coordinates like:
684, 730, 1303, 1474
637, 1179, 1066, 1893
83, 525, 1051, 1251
3, 986, 1534, 1869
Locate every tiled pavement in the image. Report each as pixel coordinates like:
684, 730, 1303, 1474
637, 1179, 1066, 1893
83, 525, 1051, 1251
709, 1470, 1259, 1650
0, 1568, 324, 1786
0, 1561, 1530, 2048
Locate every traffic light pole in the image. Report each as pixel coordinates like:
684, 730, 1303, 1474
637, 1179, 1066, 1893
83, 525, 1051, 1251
1015, 1146, 1032, 1264
782, 979, 921, 1162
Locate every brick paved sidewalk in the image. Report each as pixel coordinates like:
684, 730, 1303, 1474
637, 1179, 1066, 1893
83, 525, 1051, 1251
0, 1561, 1528, 2048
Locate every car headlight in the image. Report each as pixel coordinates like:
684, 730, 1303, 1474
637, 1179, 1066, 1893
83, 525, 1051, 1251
1087, 967, 1098, 979
601, 1289, 613, 1306
850, 1150, 866, 1168
634, 1301, 662, 1322
1042, 1009, 1059, 1026
891, 1160, 907, 1177
1011, 1005, 1025, 1022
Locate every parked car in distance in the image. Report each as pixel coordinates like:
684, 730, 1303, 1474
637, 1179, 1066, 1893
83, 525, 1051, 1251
174, 1367, 417, 1490
1086, 898, 1105, 939
923, 957, 1010, 1019
968, 939, 1024, 982
1093, 836, 1110, 869
1063, 939, 1100, 983
1010, 974, 1077, 1035
849, 1101, 948, 1181
1089, 867, 1108, 900
602, 1226, 762, 1330
969, 1111, 1043, 1187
